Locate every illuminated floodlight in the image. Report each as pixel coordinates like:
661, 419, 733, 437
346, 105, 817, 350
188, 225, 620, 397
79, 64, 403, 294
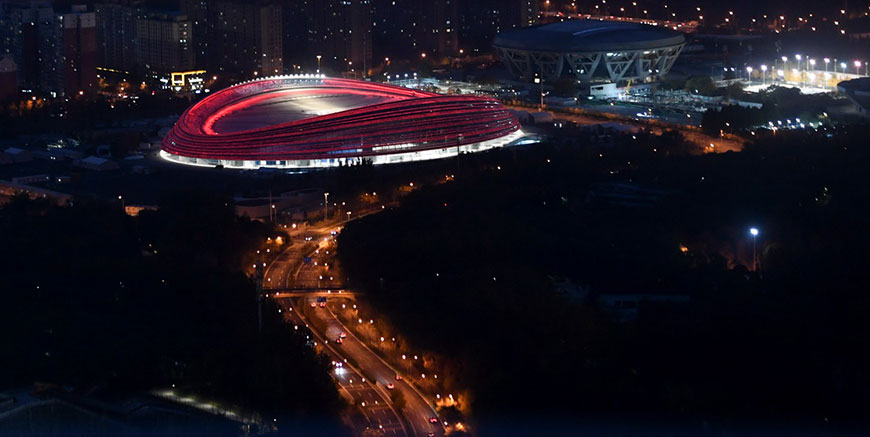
749, 227, 759, 237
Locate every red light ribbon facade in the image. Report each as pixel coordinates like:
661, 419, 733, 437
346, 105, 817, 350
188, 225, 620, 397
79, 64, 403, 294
161, 77, 521, 164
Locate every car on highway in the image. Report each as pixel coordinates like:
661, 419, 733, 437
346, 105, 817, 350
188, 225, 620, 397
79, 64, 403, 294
309, 302, 316, 308
319, 301, 326, 307
335, 337, 343, 344
395, 374, 402, 381
429, 417, 439, 424
339, 332, 347, 339
386, 383, 395, 390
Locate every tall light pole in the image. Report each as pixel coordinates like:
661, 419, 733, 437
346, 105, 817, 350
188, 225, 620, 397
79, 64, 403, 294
323, 192, 329, 220
760, 65, 767, 85
780, 56, 787, 82
795, 54, 802, 82
856, 60, 863, 75
749, 227, 759, 272
316, 55, 322, 74
253, 262, 264, 332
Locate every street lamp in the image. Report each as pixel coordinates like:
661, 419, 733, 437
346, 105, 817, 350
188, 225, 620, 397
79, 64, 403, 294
855, 60, 862, 75
746, 66, 753, 81
749, 227, 759, 272
323, 192, 329, 220
823, 58, 830, 72
760, 65, 767, 85
316, 55, 322, 73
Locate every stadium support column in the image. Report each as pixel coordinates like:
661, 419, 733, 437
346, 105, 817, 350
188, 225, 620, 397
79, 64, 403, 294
636, 50, 644, 80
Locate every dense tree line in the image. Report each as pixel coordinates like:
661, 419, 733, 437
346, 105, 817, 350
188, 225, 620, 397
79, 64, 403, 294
0, 191, 346, 433
337, 126, 870, 432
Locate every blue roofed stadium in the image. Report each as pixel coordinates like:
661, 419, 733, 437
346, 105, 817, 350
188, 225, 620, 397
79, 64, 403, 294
493, 19, 686, 85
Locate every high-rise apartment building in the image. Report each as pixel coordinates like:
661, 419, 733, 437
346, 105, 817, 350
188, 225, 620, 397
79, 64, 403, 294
0, 56, 18, 100
369, 0, 536, 61
307, 0, 372, 74
187, 0, 282, 75
417, 0, 458, 56
370, 0, 416, 61
454, 0, 538, 54
8, 2, 96, 96
94, 1, 142, 72
58, 5, 97, 94
135, 11, 195, 74
178, 0, 208, 64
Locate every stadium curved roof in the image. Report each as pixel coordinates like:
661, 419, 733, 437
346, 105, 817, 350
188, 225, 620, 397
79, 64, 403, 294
493, 20, 686, 52
160, 76, 522, 168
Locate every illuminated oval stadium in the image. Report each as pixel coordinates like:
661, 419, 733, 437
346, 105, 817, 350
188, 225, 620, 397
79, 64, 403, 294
493, 19, 686, 84
160, 75, 527, 169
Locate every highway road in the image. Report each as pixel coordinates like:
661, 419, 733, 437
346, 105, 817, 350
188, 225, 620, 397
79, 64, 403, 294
310, 302, 444, 437
505, 103, 744, 153
264, 212, 444, 436
263, 220, 406, 435
277, 298, 406, 436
